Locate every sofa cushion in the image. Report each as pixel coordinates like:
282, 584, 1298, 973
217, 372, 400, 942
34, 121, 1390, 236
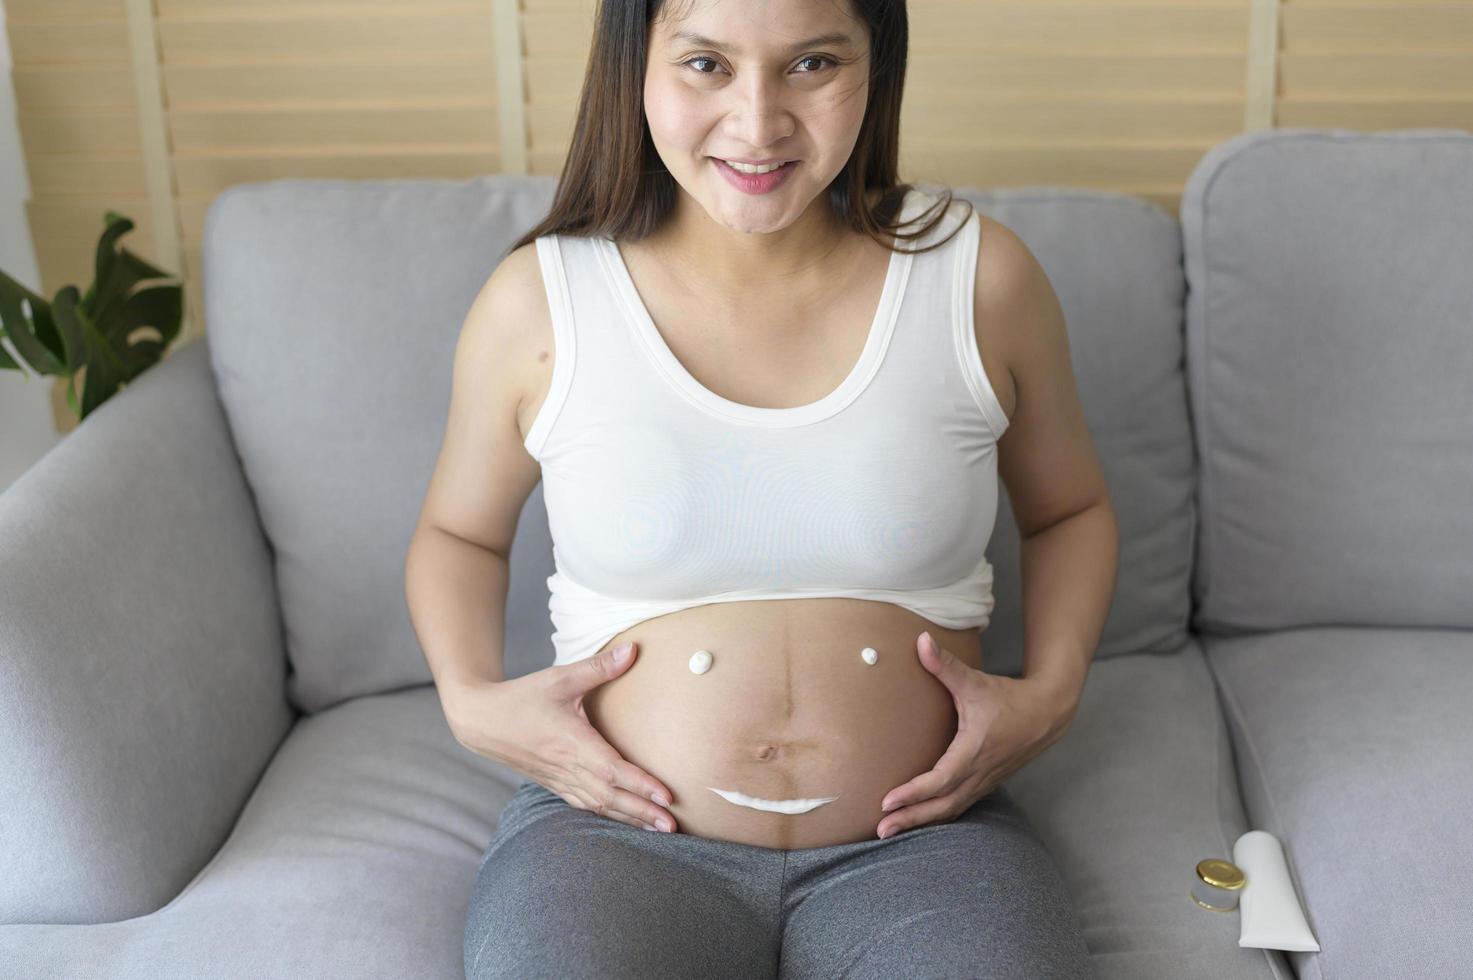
1204, 628, 1473, 980
0, 652, 1287, 979
1012, 643, 1291, 980
201, 174, 561, 713
0, 339, 295, 924
201, 174, 1195, 709
0, 685, 519, 978
952, 189, 1195, 679
1181, 128, 1473, 633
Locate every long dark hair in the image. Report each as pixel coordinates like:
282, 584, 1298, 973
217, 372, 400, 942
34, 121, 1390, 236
507, 0, 971, 256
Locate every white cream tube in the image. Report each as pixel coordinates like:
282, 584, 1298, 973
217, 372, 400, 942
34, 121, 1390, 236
1234, 830, 1321, 952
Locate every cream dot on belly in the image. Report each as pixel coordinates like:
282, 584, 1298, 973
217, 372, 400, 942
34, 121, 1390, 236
861, 646, 878, 665
689, 649, 713, 674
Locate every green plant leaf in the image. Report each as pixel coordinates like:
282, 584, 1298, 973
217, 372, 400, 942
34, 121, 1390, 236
0, 267, 66, 375
1, 210, 184, 419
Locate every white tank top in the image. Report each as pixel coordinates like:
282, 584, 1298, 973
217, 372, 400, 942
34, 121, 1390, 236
525, 188, 1010, 667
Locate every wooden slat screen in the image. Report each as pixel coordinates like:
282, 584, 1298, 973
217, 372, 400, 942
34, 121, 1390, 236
7, 0, 1472, 428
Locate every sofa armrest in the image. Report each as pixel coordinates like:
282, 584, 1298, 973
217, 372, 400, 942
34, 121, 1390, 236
0, 339, 296, 924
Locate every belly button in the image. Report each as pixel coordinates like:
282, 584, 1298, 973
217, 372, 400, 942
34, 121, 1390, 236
754, 744, 780, 761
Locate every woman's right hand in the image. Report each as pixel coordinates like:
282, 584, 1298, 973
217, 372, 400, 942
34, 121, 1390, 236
447, 641, 679, 834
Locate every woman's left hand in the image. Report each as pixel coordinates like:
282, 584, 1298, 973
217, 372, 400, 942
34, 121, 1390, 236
875, 631, 1074, 840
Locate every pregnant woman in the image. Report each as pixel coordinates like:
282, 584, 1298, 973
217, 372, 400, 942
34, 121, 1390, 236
404, 0, 1118, 976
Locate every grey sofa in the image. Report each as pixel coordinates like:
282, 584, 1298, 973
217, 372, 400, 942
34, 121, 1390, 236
3, 126, 1470, 980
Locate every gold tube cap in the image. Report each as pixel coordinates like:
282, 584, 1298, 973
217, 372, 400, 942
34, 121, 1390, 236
1191, 858, 1247, 911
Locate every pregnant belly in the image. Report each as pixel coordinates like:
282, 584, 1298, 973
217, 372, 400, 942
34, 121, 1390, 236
581, 597, 986, 850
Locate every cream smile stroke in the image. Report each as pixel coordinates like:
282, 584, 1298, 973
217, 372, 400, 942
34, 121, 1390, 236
707, 786, 840, 814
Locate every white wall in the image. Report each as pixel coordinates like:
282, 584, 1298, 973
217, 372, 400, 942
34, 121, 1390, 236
0, 0, 61, 494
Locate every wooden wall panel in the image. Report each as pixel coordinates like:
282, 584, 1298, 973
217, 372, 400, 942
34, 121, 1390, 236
8, 0, 511, 429
7, 0, 1473, 431
1276, 1, 1473, 133
8, 0, 507, 361
519, 1, 1261, 215
10, 1, 151, 351
153, 5, 505, 269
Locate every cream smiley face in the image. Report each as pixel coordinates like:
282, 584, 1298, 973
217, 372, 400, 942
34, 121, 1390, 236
693, 644, 880, 812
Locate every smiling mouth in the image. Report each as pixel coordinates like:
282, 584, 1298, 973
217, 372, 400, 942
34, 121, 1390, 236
707, 786, 840, 814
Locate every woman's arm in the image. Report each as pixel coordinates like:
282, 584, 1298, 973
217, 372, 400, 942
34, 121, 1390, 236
975, 217, 1121, 716
405, 244, 549, 720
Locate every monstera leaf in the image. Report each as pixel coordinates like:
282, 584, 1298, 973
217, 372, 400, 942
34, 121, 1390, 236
0, 210, 184, 421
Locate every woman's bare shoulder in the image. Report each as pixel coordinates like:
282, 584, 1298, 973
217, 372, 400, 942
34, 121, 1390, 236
414, 240, 556, 553
466, 241, 557, 440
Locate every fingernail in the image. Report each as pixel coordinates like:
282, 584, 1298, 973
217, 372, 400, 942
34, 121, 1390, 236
878, 826, 894, 839
652, 791, 671, 807
881, 799, 895, 812
613, 643, 632, 662
656, 817, 673, 832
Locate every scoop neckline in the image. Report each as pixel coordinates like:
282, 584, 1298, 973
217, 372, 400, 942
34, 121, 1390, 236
597, 189, 924, 427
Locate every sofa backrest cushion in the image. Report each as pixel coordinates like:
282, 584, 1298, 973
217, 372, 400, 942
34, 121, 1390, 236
1181, 128, 1473, 634
203, 175, 559, 712
953, 190, 1195, 677
202, 174, 1197, 711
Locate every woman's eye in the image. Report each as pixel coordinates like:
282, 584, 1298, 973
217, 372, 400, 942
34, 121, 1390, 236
679, 55, 837, 76
794, 56, 836, 73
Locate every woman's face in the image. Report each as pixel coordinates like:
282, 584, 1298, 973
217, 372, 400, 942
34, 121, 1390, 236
644, 0, 872, 234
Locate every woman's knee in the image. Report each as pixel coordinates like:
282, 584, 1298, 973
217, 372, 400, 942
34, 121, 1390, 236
464, 807, 780, 979
779, 797, 1093, 980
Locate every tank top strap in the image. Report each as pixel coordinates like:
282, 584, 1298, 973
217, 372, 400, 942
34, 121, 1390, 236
863, 189, 1009, 442
525, 234, 576, 458
525, 231, 678, 461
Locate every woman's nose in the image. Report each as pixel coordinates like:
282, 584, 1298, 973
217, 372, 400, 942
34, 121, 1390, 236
725, 76, 795, 149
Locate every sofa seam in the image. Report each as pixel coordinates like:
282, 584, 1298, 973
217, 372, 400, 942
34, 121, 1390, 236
1204, 647, 1286, 844
1193, 148, 1228, 630
776, 848, 789, 975
1204, 647, 1295, 980
468, 924, 496, 977
1206, 646, 1327, 980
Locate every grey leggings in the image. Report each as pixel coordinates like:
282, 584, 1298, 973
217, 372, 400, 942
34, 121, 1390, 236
464, 778, 1095, 979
